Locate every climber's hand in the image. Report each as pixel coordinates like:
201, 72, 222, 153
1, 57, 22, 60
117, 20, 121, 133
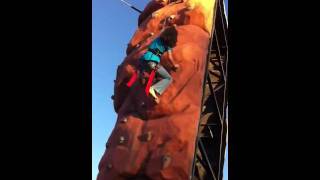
172, 64, 179, 71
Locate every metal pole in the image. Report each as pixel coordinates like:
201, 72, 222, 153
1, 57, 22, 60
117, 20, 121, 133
119, 0, 143, 14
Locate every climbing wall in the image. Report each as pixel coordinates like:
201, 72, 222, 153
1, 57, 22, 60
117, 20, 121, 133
97, 0, 217, 179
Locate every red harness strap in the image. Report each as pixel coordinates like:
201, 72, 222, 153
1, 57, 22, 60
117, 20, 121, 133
126, 71, 138, 87
145, 69, 156, 96
126, 69, 156, 96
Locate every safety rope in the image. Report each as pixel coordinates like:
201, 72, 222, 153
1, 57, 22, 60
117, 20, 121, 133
119, 0, 142, 13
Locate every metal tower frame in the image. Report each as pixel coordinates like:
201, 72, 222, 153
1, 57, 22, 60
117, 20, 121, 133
191, 0, 228, 179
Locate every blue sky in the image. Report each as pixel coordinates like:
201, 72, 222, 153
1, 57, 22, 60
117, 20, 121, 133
92, 1, 228, 180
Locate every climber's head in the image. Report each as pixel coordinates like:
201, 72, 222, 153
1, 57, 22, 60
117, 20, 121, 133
160, 26, 178, 48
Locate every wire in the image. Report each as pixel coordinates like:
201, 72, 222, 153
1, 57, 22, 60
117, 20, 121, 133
119, 0, 143, 13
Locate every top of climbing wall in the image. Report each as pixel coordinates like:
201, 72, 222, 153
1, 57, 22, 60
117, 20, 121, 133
139, 0, 216, 34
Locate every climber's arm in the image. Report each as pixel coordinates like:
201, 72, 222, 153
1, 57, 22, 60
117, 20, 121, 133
168, 50, 179, 71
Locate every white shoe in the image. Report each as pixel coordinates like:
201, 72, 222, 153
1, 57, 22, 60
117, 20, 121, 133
149, 87, 160, 103
149, 87, 158, 98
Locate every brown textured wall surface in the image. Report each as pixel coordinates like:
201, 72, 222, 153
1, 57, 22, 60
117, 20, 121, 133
97, 1, 214, 179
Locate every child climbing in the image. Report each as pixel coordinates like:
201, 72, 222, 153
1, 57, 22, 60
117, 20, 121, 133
139, 26, 179, 103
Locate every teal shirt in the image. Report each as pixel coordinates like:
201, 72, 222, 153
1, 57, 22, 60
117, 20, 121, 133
140, 37, 172, 63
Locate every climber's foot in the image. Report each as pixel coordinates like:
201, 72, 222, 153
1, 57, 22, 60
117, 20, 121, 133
153, 97, 160, 104
149, 87, 160, 104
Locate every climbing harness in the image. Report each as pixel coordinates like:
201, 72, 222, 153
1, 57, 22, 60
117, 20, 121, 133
126, 67, 158, 97
126, 59, 160, 95
148, 48, 164, 57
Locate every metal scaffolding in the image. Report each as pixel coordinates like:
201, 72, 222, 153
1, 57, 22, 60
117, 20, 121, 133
191, 0, 228, 179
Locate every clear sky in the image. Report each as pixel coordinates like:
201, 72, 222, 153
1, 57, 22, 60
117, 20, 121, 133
92, 1, 228, 180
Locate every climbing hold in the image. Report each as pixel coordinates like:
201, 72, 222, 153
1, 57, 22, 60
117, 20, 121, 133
146, 131, 153, 141
140, 102, 146, 108
165, 15, 176, 26
149, 32, 154, 36
111, 95, 114, 100
155, 0, 167, 4
168, 15, 176, 21
121, 117, 128, 123
186, 4, 195, 10
107, 163, 113, 169
187, 6, 194, 10
139, 131, 153, 142
162, 154, 171, 169
119, 136, 125, 144
105, 142, 110, 148
152, 12, 159, 18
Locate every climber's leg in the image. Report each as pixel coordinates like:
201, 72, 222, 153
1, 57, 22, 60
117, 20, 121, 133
152, 64, 172, 95
145, 61, 160, 102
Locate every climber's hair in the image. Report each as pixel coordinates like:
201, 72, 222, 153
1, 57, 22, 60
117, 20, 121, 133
160, 26, 178, 48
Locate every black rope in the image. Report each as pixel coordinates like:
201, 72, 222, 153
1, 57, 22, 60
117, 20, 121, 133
119, 0, 142, 14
